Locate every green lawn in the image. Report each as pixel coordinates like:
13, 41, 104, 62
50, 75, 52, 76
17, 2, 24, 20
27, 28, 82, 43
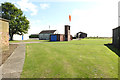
21, 39, 118, 78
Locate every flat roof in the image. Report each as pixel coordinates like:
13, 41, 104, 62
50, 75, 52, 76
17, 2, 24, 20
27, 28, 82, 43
0, 17, 9, 22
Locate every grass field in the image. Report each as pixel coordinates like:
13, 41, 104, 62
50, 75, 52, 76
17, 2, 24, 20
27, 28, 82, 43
21, 39, 118, 78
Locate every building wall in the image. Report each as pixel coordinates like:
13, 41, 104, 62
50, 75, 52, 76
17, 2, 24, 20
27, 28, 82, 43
113, 27, 120, 49
80, 33, 87, 38
56, 34, 64, 41
39, 34, 51, 40
76, 33, 87, 38
59, 34, 64, 41
65, 25, 71, 41
50, 34, 64, 41
13, 34, 29, 40
0, 18, 9, 51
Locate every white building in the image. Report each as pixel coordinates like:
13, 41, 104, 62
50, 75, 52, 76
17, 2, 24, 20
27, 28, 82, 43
13, 34, 29, 40
39, 30, 57, 40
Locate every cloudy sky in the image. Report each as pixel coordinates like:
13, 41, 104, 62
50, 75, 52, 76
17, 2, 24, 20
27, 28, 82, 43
0, 0, 120, 39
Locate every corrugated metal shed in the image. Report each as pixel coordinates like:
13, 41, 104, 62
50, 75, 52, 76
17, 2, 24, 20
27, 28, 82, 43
76, 32, 87, 38
39, 30, 57, 40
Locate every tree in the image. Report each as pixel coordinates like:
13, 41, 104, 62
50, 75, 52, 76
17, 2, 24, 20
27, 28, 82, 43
1, 2, 30, 40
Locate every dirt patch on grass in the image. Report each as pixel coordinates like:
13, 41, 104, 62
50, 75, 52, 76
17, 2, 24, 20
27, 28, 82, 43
1, 44, 18, 65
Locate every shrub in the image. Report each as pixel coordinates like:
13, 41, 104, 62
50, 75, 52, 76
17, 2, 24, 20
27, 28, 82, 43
29, 34, 39, 38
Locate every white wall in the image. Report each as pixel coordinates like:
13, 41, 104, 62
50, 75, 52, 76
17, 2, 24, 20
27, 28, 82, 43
13, 34, 29, 40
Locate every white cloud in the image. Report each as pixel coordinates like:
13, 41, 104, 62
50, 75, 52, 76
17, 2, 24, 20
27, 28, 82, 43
40, 3, 49, 10
29, 0, 120, 2
17, 0, 38, 16
28, 0, 103, 2
70, 0, 118, 37
31, 20, 41, 24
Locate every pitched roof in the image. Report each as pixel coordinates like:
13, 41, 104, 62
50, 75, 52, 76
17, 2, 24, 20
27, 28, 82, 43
30, 34, 39, 35
77, 32, 87, 34
39, 30, 56, 34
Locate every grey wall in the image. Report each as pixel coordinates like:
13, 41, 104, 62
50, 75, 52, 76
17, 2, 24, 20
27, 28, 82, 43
113, 27, 120, 49
39, 34, 51, 40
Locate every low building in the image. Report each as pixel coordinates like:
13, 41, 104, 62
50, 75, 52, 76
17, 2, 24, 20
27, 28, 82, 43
50, 34, 64, 41
76, 32, 87, 38
39, 30, 57, 40
49, 25, 72, 41
113, 26, 120, 49
50, 34, 72, 41
0, 18, 9, 51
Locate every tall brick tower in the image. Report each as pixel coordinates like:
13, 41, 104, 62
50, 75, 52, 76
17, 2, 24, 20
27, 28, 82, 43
65, 25, 71, 41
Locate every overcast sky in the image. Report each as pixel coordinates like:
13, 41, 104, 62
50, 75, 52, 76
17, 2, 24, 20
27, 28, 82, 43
1, 0, 120, 39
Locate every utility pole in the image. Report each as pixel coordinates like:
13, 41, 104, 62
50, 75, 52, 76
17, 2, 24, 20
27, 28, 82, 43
49, 25, 50, 30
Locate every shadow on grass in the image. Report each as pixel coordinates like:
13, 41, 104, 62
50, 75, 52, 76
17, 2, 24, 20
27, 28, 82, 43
104, 44, 120, 57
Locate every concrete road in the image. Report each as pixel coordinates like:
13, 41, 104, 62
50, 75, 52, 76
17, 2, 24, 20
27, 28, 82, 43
1, 44, 25, 78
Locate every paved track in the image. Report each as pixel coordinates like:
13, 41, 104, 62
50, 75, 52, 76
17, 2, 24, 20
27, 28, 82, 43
1, 44, 25, 79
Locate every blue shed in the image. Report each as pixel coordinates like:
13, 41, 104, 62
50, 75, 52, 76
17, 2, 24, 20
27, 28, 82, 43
50, 35, 57, 41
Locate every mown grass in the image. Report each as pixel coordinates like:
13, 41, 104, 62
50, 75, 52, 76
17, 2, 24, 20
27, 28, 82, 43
21, 39, 118, 78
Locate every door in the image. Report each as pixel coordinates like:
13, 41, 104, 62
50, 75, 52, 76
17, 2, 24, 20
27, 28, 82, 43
51, 35, 57, 41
